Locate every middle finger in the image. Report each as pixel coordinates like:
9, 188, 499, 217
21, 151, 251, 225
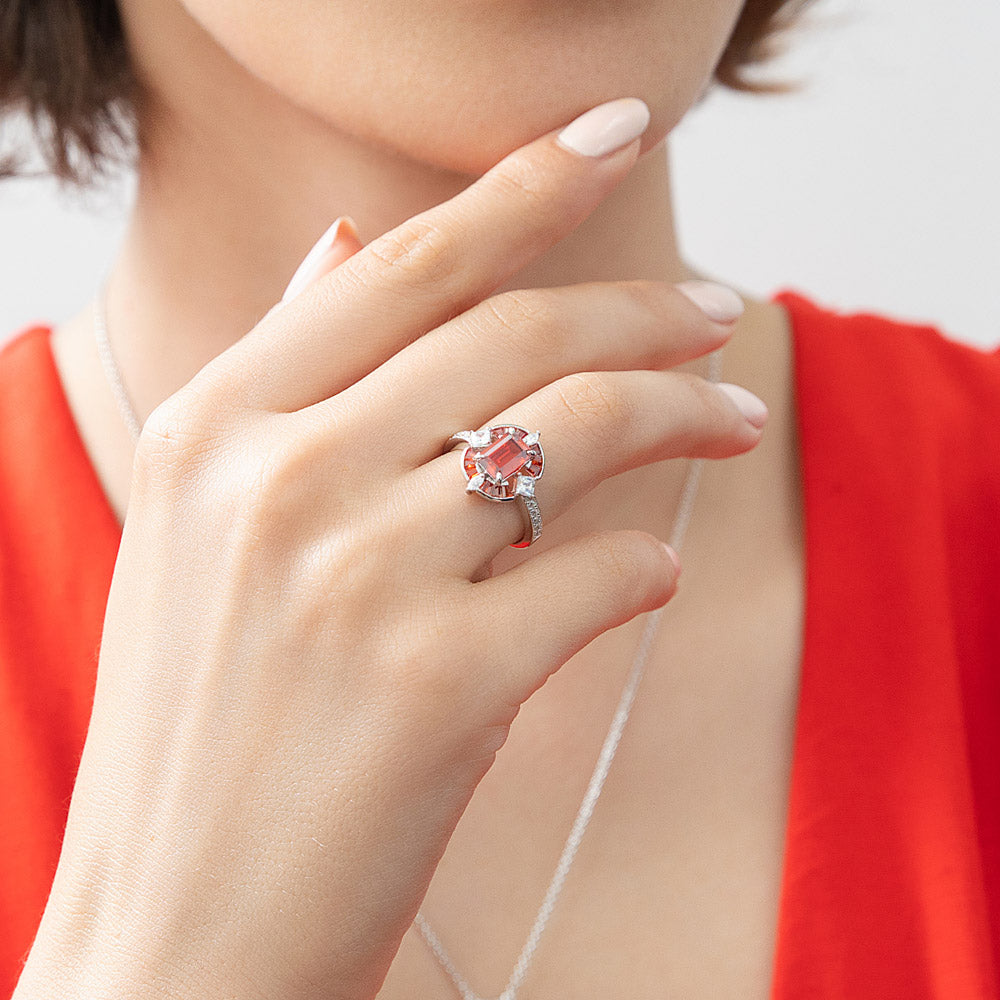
327, 278, 742, 469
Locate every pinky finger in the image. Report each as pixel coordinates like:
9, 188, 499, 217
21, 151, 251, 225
468, 529, 680, 708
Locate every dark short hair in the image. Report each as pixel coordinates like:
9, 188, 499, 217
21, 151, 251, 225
0, 0, 818, 188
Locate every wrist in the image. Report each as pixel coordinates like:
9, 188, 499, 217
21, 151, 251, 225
12, 886, 236, 1000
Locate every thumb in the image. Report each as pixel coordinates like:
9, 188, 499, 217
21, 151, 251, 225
278, 216, 363, 306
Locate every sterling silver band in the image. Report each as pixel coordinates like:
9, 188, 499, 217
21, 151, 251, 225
511, 492, 542, 548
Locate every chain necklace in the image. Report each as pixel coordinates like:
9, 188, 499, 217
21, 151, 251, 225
93, 280, 143, 445
93, 276, 723, 1000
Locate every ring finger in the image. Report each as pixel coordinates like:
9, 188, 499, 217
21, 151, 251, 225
407, 365, 768, 576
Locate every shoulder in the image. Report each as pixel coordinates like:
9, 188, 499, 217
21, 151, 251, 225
774, 288, 1000, 563
774, 288, 1000, 444
774, 288, 1000, 388
0, 321, 59, 520
0, 324, 57, 404
774, 288, 1000, 397
0, 324, 62, 462
1, 323, 54, 361
0, 322, 85, 534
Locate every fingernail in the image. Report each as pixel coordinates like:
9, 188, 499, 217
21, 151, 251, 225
676, 280, 745, 323
716, 382, 769, 429
556, 98, 651, 158
662, 542, 682, 577
280, 216, 359, 304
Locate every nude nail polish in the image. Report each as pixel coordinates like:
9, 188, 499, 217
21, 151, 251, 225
716, 382, 769, 429
556, 98, 651, 158
675, 280, 745, 323
280, 216, 359, 304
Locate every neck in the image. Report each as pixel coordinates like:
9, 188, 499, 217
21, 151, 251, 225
110, 132, 700, 400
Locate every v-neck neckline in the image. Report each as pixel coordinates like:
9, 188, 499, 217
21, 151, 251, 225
33, 289, 821, 998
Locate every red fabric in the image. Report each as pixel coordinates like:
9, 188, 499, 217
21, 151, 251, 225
1, 290, 998, 997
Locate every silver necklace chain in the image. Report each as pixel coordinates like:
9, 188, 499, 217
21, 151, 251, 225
92, 276, 722, 1000
93, 279, 143, 444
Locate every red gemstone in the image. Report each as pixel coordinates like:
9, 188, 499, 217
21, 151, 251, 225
478, 433, 531, 483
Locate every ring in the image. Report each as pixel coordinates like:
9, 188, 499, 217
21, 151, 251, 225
447, 425, 545, 548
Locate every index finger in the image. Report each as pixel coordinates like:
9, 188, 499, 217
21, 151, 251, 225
213, 97, 652, 413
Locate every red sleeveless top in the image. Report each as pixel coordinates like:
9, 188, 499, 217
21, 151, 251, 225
2, 290, 999, 997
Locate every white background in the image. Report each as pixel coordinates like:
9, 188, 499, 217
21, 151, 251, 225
1, 0, 998, 349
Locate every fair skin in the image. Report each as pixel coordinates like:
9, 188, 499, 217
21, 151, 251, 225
22, 0, 804, 997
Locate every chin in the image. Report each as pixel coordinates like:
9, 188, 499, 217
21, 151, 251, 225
321, 88, 681, 178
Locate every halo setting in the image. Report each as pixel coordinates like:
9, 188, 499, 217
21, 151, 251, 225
452, 425, 544, 501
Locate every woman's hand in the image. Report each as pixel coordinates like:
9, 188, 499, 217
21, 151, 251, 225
15, 99, 765, 1000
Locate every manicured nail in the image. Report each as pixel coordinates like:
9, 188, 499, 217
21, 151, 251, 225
676, 280, 745, 323
662, 542, 682, 577
716, 382, 769, 429
556, 98, 651, 158
280, 216, 359, 304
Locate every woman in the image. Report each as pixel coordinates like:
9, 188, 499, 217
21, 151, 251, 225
2, 1, 998, 997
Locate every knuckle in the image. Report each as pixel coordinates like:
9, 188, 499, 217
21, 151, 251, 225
481, 288, 562, 352
365, 217, 458, 288
133, 387, 221, 480
590, 530, 666, 592
486, 156, 552, 215
621, 278, 671, 317
290, 497, 416, 631
276, 530, 390, 669
242, 433, 301, 520
552, 372, 633, 448
304, 522, 385, 607
248, 414, 355, 526
135, 400, 189, 459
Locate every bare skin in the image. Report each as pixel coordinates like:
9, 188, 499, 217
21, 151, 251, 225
34, 0, 805, 995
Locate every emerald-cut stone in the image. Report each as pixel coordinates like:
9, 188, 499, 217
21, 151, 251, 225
477, 433, 531, 484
